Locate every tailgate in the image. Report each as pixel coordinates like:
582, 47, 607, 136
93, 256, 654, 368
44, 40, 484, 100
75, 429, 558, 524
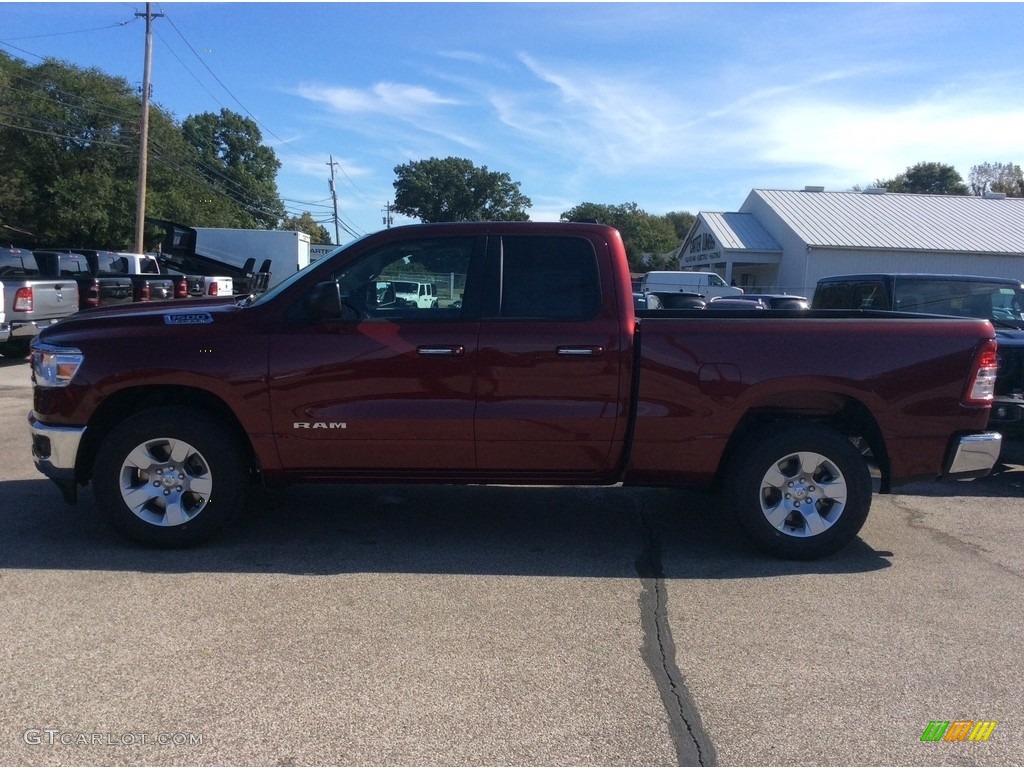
147, 278, 175, 301
16, 280, 79, 320
97, 277, 134, 305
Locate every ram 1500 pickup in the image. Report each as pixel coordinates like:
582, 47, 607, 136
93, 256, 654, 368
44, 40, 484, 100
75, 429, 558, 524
71, 250, 177, 302
0, 247, 79, 358
27, 222, 1002, 558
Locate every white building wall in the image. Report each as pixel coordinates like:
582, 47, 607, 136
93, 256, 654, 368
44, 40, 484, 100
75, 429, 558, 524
680, 190, 1024, 298
740, 193, 815, 294
739, 190, 1024, 296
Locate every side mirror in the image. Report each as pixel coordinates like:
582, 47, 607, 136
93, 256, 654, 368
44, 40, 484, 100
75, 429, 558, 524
306, 281, 345, 320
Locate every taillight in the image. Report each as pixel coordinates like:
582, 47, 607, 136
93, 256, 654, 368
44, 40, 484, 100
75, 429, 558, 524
139, 282, 151, 302
86, 283, 100, 308
14, 287, 33, 312
208, 282, 218, 296
963, 339, 998, 405
175, 279, 187, 299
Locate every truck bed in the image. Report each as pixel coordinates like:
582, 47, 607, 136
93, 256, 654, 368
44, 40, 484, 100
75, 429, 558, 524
629, 310, 993, 486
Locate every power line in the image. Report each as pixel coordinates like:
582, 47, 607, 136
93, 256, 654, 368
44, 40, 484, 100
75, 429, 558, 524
0, 18, 138, 42
154, 3, 374, 207
2, 18, 364, 235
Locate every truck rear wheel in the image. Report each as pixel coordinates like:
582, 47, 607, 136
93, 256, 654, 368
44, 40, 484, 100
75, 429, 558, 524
93, 407, 248, 547
727, 424, 872, 559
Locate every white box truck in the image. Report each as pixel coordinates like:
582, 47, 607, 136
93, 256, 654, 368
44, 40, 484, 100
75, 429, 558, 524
147, 219, 311, 294
640, 271, 744, 299
192, 227, 311, 289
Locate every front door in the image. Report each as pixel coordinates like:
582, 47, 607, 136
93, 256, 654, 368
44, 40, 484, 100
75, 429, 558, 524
269, 235, 482, 474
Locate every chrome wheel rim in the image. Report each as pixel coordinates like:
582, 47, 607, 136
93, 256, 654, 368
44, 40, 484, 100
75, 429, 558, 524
758, 450, 847, 538
118, 437, 213, 527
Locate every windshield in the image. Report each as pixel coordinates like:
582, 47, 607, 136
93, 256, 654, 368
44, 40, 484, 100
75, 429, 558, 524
893, 278, 1024, 328
243, 236, 369, 307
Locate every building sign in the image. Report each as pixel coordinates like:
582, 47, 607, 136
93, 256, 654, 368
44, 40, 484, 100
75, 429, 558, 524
683, 230, 721, 265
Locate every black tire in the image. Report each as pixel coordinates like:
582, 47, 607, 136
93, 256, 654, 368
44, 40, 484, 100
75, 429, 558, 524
0, 341, 31, 359
92, 407, 249, 547
727, 424, 872, 559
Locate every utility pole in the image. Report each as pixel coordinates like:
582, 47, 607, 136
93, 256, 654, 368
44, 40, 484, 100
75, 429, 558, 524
326, 156, 340, 244
382, 201, 394, 229
134, 2, 163, 254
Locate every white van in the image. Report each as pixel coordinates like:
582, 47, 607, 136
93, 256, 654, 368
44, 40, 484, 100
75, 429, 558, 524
640, 271, 744, 299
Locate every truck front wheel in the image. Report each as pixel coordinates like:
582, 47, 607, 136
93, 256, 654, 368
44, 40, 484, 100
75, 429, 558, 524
0, 341, 31, 359
728, 424, 872, 559
93, 408, 248, 547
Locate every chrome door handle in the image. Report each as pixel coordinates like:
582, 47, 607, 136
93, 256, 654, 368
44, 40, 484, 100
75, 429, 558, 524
417, 345, 465, 357
556, 346, 604, 357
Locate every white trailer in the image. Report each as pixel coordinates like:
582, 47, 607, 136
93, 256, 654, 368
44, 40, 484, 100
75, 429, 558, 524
192, 228, 311, 289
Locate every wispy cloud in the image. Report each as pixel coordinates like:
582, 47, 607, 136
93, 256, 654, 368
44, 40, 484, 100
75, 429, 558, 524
294, 82, 460, 118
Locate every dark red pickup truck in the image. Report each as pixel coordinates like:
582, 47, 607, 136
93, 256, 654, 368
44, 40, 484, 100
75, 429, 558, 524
27, 222, 1002, 558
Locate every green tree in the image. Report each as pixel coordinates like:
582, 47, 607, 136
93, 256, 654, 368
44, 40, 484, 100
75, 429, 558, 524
969, 162, 1024, 197
875, 162, 969, 195
282, 212, 331, 243
0, 53, 289, 248
181, 109, 285, 229
561, 202, 679, 271
392, 157, 531, 222
0, 53, 141, 247
664, 210, 697, 241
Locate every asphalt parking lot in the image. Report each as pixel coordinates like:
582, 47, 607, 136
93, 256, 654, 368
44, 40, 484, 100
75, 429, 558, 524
1, 356, 1022, 766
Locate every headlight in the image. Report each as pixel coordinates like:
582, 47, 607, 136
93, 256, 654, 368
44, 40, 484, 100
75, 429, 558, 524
31, 341, 83, 387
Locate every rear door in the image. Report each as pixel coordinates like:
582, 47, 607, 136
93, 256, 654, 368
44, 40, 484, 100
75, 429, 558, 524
474, 233, 629, 475
269, 234, 482, 473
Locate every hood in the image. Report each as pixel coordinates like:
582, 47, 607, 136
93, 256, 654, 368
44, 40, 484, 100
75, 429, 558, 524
995, 327, 1024, 347
39, 297, 242, 342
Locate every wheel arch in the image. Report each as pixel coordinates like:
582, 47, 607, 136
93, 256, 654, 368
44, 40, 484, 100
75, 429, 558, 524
716, 390, 891, 492
76, 385, 259, 484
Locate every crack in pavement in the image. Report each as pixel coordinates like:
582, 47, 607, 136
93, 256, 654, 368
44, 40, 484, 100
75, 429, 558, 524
635, 504, 716, 766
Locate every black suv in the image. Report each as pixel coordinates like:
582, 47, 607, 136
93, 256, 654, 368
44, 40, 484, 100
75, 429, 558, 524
813, 273, 1024, 435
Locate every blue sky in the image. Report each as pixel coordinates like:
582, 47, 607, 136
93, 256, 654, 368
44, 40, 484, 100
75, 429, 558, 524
3, 2, 1023, 242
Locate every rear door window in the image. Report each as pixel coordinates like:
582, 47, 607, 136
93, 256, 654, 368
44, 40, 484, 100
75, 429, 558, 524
486, 235, 602, 320
0, 250, 41, 277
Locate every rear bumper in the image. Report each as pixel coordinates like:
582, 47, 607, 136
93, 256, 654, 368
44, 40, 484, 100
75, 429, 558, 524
944, 432, 1002, 479
10, 317, 67, 340
28, 411, 85, 503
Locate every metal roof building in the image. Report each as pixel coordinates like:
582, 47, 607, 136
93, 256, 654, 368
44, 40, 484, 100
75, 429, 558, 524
678, 188, 1024, 297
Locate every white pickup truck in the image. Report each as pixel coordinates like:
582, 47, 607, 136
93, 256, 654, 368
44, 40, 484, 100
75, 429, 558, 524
104, 251, 232, 300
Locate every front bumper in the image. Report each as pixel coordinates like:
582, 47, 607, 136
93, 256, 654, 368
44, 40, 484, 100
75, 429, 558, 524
944, 432, 1002, 479
989, 396, 1024, 434
28, 411, 85, 503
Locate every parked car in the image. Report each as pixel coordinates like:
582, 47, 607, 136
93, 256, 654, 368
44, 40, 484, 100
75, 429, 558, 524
69, 250, 176, 303
640, 271, 744, 299
733, 294, 810, 310
391, 280, 438, 308
705, 298, 768, 310
644, 291, 707, 309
